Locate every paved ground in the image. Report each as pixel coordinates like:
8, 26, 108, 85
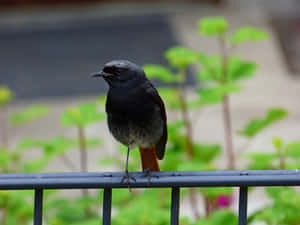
2, 0, 300, 219
0, 13, 178, 99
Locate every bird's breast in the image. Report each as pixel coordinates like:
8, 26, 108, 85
105, 87, 163, 148
106, 87, 154, 118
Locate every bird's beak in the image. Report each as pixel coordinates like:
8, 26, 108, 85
90, 71, 113, 78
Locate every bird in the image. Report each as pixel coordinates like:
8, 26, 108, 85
91, 60, 167, 184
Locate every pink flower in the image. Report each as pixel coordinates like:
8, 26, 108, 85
217, 195, 232, 208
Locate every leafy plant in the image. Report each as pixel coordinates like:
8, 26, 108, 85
0, 86, 13, 106
239, 108, 288, 138
251, 187, 300, 225
10, 105, 49, 126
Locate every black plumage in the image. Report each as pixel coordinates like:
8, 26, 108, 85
91, 60, 167, 182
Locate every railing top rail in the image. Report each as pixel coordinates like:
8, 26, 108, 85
0, 170, 299, 190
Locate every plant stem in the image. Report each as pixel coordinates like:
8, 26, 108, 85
78, 126, 88, 173
276, 147, 285, 169
60, 154, 77, 171
189, 188, 201, 219
1, 192, 8, 225
177, 70, 201, 218
219, 35, 235, 170
78, 125, 92, 218
0, 106, 8, 148
222, 95, 235, 169
204, 196, 212, 217
1, 206, 7, 225
177, 70, 194, 158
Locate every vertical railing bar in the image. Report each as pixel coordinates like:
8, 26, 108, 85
170, 187, 180, 225
102, 188, 112, 225
34, 189, 43, 225
238, 186, 248, 225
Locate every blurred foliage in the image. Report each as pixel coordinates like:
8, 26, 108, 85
143, 65, 179, 82
61, 102, 105, 127
10, 105, 49, 125
0, 16, 298, 225
239, 108, 288, 138
112, 189, 170, 225
251, 187, 300, 225
0, 85, 13, 106
45, 193, 101, 225
193, 209, 238, 225
247, 137, 300, 170
229, 27, 268, 44
165, 46, 199, 70
198, 17, 228, 36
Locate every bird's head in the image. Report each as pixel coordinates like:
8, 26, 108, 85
91, 60, 146, 87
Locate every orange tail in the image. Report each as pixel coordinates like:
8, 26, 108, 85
139, 147, 160, 171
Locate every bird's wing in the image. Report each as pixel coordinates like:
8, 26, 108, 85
143, 81, 167, 160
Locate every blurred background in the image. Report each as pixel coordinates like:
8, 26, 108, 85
0, 0, 300, 224
0, 0, 299, 99
1, 0, 299, 157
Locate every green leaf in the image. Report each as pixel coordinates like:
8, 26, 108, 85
200, 187, 233, 199
75, 196, 99, 208
165, 46, 199, 69
23, 157, 49, 173
285, 161, 300, 169
239, 108, 288, 137
197, 83, 242, 105
112, 189, 170, 225
195, 209, 237, 225
167, 120, 185, 134
99, 157, 120, 166
272, 136, 283, 149
10, 105, 49, 125
143, 64, 178, 82
178, 160, 206, 171
0, 85, 13, 106
157, 88, 181, 109
161, 151, 183, 171
61, 102, 105, 127
198, 55, 257, 82
285, 141, 300, 158
16, 138, 44, 151
209, 209, 237, 225
46, 197, 88, 224
197, 54, 222, 82
263, 187, 300, 224
193, 143, 221, 163
112, 189, 134, 206
0, 149, 17, 170
246, 152, 277, 170
229, 27, 268, 44
16, 137, 82, 174
198, 17, 228, 36
1, 190, 34, 225
72, 219, 101, 225
228, 57, 257, 81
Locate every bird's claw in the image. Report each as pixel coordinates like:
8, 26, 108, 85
143, 168, 159, 185
121, 171, 136, 185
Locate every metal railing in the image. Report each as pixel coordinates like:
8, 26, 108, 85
1, 170, 300, 225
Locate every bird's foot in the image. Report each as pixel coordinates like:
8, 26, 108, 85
143, 168, 159, 185
121, 171, 136, 185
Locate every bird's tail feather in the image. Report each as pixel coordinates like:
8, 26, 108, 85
139, 147, 160, 171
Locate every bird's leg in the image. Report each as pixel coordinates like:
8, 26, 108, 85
143, 148, 158, 185
121, 147, 136, 185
